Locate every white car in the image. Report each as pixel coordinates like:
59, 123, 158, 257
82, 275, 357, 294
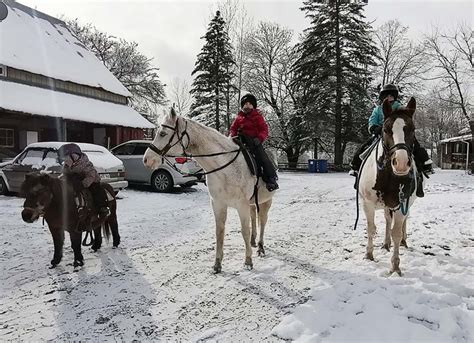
111, 140, 203, 192
0, 142, 128, 195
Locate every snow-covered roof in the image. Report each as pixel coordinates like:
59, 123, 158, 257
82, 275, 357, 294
0, 0, 131, 97
440, 134, 472, 143
0, 80, 155, 129
27, 141, 109, 152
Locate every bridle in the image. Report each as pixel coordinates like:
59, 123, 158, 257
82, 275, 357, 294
147, 117, 190, 157
147, 117, 242, 177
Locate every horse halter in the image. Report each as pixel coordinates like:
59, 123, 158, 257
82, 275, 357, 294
148, 118, 190, 157
382, 142, 413, 158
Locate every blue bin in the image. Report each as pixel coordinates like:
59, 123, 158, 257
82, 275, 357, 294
315, 159, 328, 173
308, 159, 317, 173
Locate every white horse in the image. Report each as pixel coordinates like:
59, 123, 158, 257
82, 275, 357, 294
358, 97, 420, 276
143, 108, 276, 273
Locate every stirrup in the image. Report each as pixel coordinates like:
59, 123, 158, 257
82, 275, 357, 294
348, 169, 358, 177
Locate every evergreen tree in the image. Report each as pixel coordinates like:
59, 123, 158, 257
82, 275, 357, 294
294, 0, 377, 167
190, 11, 235, 132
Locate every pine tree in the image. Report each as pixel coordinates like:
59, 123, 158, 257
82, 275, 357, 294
190, 11, 235, 132
294, 0, 377, 167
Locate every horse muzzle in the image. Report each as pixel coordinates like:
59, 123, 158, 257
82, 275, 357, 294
143, 149, 162, 170
391, 158, 411, 176
21, 207, 41, 223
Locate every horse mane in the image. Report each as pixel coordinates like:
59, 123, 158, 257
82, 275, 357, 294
21, 172, 70, 202
181, 116, 238, 151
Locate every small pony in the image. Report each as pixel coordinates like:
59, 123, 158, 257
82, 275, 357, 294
357, 97, 421, 276
20, 173, 120, 268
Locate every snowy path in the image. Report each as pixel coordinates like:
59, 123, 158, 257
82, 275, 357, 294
1, 170, 473, 341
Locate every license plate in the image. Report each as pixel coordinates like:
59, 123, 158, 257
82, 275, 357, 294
100, 173, 110, 179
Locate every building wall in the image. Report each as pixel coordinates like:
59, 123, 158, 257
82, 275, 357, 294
441, 141, 473, 169
0, 110, 145, 153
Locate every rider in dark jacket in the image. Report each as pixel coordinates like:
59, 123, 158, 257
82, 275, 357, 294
59, 143, 110, 218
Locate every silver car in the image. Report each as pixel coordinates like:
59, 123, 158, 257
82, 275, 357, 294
0, 142, 128, 195
111, 140, 202, 192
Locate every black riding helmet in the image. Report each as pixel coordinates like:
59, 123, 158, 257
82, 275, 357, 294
58, 143, 82, 161
240, 93, 257, 109
379, 84, 399, 101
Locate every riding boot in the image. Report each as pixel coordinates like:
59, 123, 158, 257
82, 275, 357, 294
350, 136, 376, 176
89, 182, 110, 218
251, 142, 279, 192
416, 174, 424, 198
413, 138, 433, 176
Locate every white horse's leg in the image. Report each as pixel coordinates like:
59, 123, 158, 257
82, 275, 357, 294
250, 205, 257, 248
237, 203, 253, 270
400, 217, 408, 248
363, 201, 376, 261
390, 212, 405, 276
382, 208, 392, 251
212, 199, 227, 274
257, 199, 272, 257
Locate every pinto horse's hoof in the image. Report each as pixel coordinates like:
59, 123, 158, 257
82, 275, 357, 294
381, 243, 390, 252
213, 262, 222, 274
389, 268, 402, 277
244, 257, 253, 270
257, 243, 265, 257
73, 259, 84, 268
365, 252, 374, 261
400, 239, 408, 248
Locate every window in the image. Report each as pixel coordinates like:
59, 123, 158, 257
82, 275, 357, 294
0, 64, 7, 77
17, 149, 44, 166
42, 150, 60, 168
0, 128, 14, 147
133, 144, 149, 155
112, 144, 136, 156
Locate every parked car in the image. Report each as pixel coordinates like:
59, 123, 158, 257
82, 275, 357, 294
111, 140, 203, 192
0, 142, 128, 195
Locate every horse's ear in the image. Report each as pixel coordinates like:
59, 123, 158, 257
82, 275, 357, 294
170, 107, 177, 118
406, 97, 416, 117
382, 98, 392, 118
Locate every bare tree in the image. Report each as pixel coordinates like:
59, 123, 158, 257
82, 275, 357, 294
168, 78, 192, 116
373, 20, 427, 92
415, 88, 466, 164
217, 0, 254, 125
424, 23, 473, 144
65, 18, 166, 124
244, 22, 310, 167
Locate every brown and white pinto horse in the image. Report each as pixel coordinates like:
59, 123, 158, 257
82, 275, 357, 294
358, 97, 420, 276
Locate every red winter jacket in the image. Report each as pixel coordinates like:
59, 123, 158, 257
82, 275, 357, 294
228, 109, 269, 143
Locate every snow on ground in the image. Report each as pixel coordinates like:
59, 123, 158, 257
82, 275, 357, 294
0, 170, 472, 341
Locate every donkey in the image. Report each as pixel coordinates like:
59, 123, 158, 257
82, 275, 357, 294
358, 97, 420, 276
21, 173, 120, 268
143, 108, 276, 273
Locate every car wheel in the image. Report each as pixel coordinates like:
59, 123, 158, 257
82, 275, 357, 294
0, 177, 8, 195
151, 170, 173, 193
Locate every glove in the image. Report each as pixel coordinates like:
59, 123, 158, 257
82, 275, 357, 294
369, 125, 382, 135
252, 137, 261, 146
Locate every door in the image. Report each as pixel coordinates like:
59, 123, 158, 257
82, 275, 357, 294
130, 143, 153, 182
112, 143, 137, 181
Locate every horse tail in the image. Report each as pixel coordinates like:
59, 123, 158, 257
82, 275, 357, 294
102, 220, 111, 242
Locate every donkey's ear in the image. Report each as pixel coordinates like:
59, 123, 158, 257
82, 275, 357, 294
406, 97, 416, 117
170, 106, 177, 118
382, 98, 392, 118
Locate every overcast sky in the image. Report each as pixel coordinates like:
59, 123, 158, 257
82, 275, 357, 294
18, 0, 472, 95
